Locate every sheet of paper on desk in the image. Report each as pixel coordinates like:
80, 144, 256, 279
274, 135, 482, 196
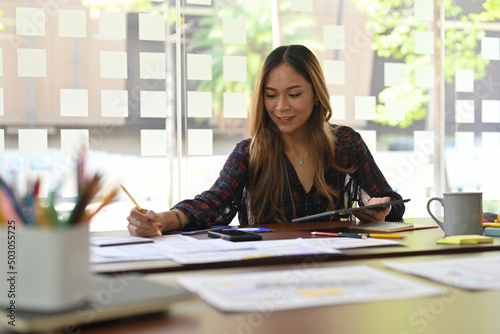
168, 237, 400, 264
384, 255, 500, 290
91, 236, 401, 265
168, 238, 343, 264
177, 265, 445, 312
90, 234, 198, 263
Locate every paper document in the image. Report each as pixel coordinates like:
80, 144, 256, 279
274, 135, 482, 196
91, 235, 401, 265
385, 255, 500, 290
177, 265, 445, 312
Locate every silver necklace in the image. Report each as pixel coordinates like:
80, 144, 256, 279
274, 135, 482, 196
292, 151, 307, 166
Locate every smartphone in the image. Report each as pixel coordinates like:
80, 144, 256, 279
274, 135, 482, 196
291, 199, 411, 222
208, 230, 263, 242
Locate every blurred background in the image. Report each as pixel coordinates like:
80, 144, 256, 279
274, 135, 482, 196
0, 0, 499, 230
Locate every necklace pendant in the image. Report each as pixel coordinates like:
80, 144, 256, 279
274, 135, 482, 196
299, 157, 304, 165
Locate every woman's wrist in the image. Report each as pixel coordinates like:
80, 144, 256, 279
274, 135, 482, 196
170, 209, 187, 230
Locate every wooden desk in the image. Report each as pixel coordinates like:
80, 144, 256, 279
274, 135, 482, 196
82, 251, 500, 334
91, 217, 500, 274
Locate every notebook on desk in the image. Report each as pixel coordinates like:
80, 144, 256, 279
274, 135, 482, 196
0, 274, 192, 333
348, 221, 438, 233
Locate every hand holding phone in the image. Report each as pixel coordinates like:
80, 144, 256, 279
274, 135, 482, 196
208, 230, 262, 242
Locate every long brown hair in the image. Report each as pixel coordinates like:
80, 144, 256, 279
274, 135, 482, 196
249, 45, 353, 223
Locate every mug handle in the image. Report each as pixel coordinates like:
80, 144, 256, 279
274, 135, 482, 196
427, 197, 444, 229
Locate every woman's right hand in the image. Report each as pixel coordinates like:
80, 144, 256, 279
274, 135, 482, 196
127, 208, 188, 236
127, 207, 165, 237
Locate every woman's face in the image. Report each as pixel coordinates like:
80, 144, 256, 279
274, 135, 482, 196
264, 64, 317, 136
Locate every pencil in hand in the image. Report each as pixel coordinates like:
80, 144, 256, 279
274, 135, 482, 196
120, 184, 162, 237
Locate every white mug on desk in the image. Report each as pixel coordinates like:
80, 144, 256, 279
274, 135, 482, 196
426, 192, 483, 236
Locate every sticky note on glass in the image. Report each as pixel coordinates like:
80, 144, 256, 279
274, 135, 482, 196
0, 88, 3, 116
188, 91, 212, 118
291, 0, 313, 12
324, 60, 345, 85
331, 95, 346, 120
187, 54, 212, 81
481, 100, 500, 123
223, 56, 247, 82
140, 52, 166, 80
223, 92, 247, 118
141, 130, 167, 156
0, 129, 4, 157
414, 0, 434, 21
0, 48, 3, 77
354, 96, 376, 120
18, 49, 47, 77
324, 25, 344, 50
61, 129, 89, 157
455, 100, 475, 123
455, 69, 474, 92
99, 11, 126, 39
414, 31, 434, 55
140, 91, 167, 118
384, 63, 405, 86
100, 51, 128, 79
16, 7, 45, 36
415, 65, 434, 88
223, 18, 246, 44
19, 129, 48, 157
139, 13, 165, 41
385, 98, 405, 121
101, 90, 128, 117
60, 89, 89, 117
188, 129, 213, 156
481, 37, 499, 60
59, 9, 86, 38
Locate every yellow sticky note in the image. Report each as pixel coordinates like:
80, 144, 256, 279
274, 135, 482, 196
437, 235, 493, 245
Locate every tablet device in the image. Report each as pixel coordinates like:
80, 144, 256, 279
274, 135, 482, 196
291, 199, 410, 222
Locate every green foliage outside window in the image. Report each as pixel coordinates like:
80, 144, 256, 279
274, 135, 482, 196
352, 0, 497, 127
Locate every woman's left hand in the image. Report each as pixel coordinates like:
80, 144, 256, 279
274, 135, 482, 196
352, 196, 392, 223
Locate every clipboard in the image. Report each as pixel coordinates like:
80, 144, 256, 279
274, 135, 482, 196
291, 199, 410, 222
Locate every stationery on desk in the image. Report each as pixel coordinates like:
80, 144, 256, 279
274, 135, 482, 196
312, 231, 406, 239
348, 221, 438, 233
436, 235, 494, 245
91, 236, 154, 247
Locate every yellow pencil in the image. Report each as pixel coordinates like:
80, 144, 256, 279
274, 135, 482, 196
120, 184, 162, 237
483, 223, 500, 228
366, 233, 406, 239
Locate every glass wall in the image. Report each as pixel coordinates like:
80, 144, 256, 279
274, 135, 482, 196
0, 0, 498, 230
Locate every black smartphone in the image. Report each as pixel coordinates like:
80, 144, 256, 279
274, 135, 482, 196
207, 230, 263, 242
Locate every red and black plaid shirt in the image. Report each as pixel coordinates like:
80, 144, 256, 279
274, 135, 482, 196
174, 125, 405, 230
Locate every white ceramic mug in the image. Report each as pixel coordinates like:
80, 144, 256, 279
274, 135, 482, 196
427, 192, 483, 236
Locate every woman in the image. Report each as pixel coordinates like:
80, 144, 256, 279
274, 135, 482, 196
127, 45, 405, 236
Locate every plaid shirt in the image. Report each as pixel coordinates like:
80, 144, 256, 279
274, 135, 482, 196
174, 125, 404, 230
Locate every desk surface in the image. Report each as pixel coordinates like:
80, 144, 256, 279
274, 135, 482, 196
82, 251, 500, 334
91, 217, 500, 274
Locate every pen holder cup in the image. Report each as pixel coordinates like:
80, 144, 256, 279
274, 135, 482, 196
0, 224, 90, 312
